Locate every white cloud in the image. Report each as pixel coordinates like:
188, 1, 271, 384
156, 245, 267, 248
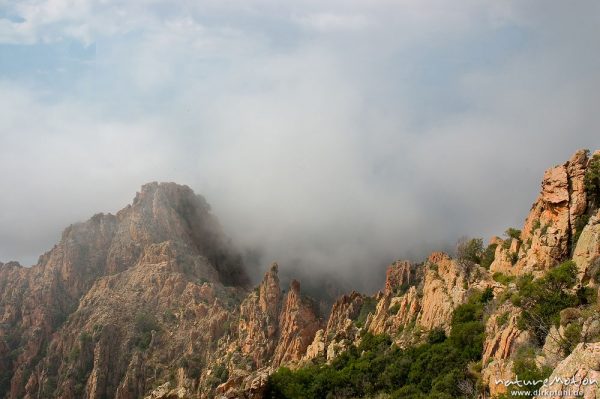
0, 0, 599, 290
296, 13, 370, 32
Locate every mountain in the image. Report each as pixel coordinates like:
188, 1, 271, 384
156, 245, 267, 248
0, 182, 249, 398
1, 151, 600, 399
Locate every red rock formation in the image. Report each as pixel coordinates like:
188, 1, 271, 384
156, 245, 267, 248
573, 209, 600, 280
238, 263, 281, 368
0, 183, 249, 399
482, 304, 532, 365
325, 291, 364, 335
537, 342, 600, 399
384, 260, 417, 294
272, 280, 321, 366
493, 149, 592, 275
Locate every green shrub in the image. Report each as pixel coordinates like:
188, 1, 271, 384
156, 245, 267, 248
562, 324, 582, 355
389, 303, 401, 315
473, 287, 494, 304
577, 286, 597, 305
163, 309, 177, 323
457, 238, 484, 264
505, 228, 521, 241
496, 312, 510, 328
179, 354, 205, 379
592, 259, 600, 283
508, 348, 552, 397
584, 154, 600, 201
212, 363, 229, 384
492, 272, 515, 286
480, 244, 497, 270
427, 328, 447, 345
265, 293, 488, 398
133, 311, 160, 350
355, 297, 377, 328
530, 219, 541, 234
513, 261, 580, 345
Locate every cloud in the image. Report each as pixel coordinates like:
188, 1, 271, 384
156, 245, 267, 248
0, 0, 599, 292
296, 13, 371, 32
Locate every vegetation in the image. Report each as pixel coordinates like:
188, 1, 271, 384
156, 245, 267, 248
265, 291, 491, 398
0, 326, 23, 394
355, 297, 377, 328
203, 362, 230, 389
492, 272, 515, 286
584, 154, 600, 203
179, 353, 205, 379
497, 347, 552, 398
511, 261, 583, 345
457, 237, 484, 264
427, 328, 447, 345
133, 311, 160, 350
480, 243, 497, 269
590, 259, 600, 284
496, 311, 510, 328
389, 303, 401, 315
163, 309, 177, 323
530, 219, 541, 234
66, 332, 95, 396
561, 324, 582, 355
504, 228, 522, 241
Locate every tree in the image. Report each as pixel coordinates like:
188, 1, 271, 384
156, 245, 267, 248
504, 228, 521, 241
480, 243, 497, 269
584, 154, 600, 203
457, 237, 484, 264
513, 261, 579, 345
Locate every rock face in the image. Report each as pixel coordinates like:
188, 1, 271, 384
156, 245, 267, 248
235, 265, 322, 369
480, 150, 600, 397
492, 150, 592, 276
537, 343, 600, 399
368, 261, 422, 337
368, 254, 496, 340
573, 210, 600, 281
0, 183, 249, 399
417, 253, 469, 331
272, 280, 321, 366
302, 291, 366, 363
237, 263, 281, 368
206, 267, 322, 398
481, 303, 533, 397
384, 260, 417, 294
482, 303, 531, 365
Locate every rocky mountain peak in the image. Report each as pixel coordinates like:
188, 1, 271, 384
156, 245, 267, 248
0, 183, 253, 399
384, 260, 418, 295
113, 182, 248, 286
492, 149, 598, 276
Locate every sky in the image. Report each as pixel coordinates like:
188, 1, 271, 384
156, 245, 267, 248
1, 0, 599, 291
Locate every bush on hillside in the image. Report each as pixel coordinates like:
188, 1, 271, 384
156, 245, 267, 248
265, 293, 489, 398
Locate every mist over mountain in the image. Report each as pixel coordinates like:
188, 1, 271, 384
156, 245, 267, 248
1, 1, 600, 293
0, 150, 599, 399
1, 2, 600, 398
